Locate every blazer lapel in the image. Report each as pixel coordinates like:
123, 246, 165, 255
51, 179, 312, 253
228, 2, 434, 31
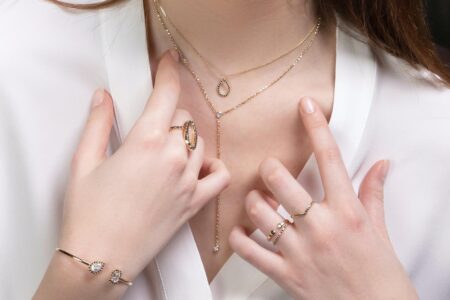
98, 0, 152, 141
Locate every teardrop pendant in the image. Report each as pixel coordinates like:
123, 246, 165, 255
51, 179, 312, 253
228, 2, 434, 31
216, 78, 231, 97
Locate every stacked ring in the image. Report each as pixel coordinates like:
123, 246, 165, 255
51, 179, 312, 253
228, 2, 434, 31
267, 219, 292, 245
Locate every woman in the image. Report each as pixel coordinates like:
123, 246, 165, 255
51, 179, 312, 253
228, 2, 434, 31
1, 0, 449, 299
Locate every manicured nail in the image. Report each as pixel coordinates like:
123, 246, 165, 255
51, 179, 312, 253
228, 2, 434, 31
169, 49, 179, 62
379, 160, 390, 183
300, 97, 315, 114
92, 89, 105, 108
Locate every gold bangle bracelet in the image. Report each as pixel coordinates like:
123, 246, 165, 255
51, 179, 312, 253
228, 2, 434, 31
55, 248, 133, 286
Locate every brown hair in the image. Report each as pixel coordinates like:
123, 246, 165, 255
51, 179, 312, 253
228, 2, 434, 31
49, 0, 450, 86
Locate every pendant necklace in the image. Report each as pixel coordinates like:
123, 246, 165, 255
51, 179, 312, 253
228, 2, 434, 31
153, 0, 321, 253
156, 2, 318, 98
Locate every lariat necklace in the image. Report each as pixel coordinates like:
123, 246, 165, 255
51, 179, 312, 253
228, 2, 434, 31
155, 3, 318, 98
153, 0, 321, 253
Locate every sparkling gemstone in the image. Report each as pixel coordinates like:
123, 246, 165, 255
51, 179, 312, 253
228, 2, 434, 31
216, 112, 223, 119
89, 261, 105, 274
110, 269, 122, 284
212, 245, 220, 253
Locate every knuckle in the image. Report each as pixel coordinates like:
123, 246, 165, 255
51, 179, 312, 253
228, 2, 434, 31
266, 169, 285, 188
341, 208, 366, 232
246, 191, 263, 218
305, 113, 326, 130
140, 129, 165, 150
174, 108, 192, 120
238, 245, 256, 262
318, 146, 341, 163
167, 150, 188, 172
181, 173, 198, 193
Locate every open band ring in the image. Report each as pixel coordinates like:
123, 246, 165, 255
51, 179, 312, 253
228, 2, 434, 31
170, 120, 198, 151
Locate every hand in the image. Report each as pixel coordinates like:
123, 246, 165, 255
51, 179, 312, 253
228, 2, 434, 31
229, 97, 418, 300
35, 51, 230, 299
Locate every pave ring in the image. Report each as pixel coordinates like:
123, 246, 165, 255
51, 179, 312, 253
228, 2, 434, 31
291, 201, 314, 218
170, 120, 198, 151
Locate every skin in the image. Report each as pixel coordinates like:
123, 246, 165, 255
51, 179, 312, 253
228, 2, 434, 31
33, 51, 230, 300
148, 0, 418, 297
229, 98, 419, 299
148, 0, 336, 281
34, 0, 418, 298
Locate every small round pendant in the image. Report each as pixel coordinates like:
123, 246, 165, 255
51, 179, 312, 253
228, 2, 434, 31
216, 78, 231, 97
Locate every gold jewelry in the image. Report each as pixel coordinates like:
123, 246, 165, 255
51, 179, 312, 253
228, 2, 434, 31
291, 201, 314, 218
266, 229, 277, 241
55, 248, 133, 286
156, 1, 318, 98
153, 0, 321, 253
169, 120, 198, 151
272, 219, 291, 245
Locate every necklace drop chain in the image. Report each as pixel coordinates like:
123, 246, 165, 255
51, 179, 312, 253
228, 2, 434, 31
153, 0, 321, 253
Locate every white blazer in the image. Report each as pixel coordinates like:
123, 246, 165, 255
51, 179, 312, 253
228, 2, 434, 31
1, 0, 449, 299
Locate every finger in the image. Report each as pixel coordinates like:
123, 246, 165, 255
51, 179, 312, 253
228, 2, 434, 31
72, 89, 114, 177
165, 109, 194, 161
245, 190, 297, 252
298, 97, 354, 198
229, 226, 286, 281
358, 160, 390, 241
139, 50, 180, 131
183, 136, 205, 179
191, 158, 231, 209
259, 157, 313, 216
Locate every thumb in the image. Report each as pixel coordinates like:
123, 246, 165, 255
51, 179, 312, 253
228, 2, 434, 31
192, 158, 231, 211
358, 160, 390, 241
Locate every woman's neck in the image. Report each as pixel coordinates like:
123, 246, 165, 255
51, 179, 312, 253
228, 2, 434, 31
157, 0, 317, 73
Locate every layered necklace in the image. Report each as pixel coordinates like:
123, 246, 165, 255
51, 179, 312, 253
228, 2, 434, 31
152, 0, 321, 253
156, 4, 319, 98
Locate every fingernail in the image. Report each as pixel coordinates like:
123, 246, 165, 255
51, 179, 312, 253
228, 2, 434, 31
379, 160, 390, 183
169, 49, 179, 62
92, 89, 104, 108
300, 97, 315, 114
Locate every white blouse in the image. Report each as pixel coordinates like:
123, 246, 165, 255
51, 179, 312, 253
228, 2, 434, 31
1, 0, 449, 299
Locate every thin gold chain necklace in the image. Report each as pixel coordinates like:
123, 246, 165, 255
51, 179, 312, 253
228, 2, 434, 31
152, 0, 321, 253
156, 1, 318, 98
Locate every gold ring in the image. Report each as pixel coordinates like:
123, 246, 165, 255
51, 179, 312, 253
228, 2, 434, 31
267, 219, 291, 245
170, 120, 198, 151
291, 201, 314, 218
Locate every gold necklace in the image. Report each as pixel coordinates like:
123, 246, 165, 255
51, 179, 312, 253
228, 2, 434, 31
156, 1, 318, 98
153, 0, 321, 253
